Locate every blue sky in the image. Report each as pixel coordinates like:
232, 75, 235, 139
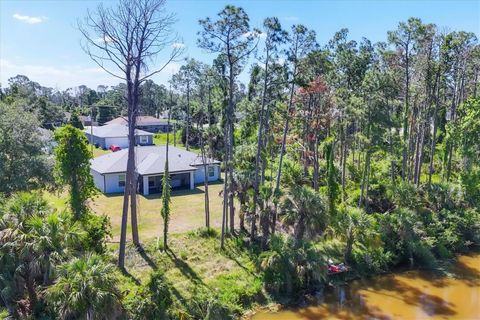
1, 0, 479, 90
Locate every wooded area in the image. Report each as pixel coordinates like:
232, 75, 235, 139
0, 0, 479, 319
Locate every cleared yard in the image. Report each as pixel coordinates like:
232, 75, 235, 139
44, 179, 236, 241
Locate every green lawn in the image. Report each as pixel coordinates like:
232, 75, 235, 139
154, 132, 201, 152
92, 146, 110, 157
45, 178, 233, 241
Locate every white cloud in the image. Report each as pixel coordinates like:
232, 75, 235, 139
0, 59, 182, 90
172, 42, 186, 49
13, 13, 47, 24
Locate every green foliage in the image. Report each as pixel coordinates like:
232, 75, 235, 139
378, 208, 436, 267
126, 270, 172, 319
259, 235, 326, 299
161, 159, 171, 249
324, 139, 340, 215
46, 253, 121, 319
54, 125, 97, 220
188, 226, 219, 238
0, 192, 83, 317
388, 181, 422, 210
70, 110, 84, 130
0, 101, 53, 195
460, 167, 480, 209
280, 159, 308, 188
281, 185, 328, 241
79, 213, 111, 253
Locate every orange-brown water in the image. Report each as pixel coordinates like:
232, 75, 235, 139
253, 254, 480, 320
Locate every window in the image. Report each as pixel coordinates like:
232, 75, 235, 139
118, 174, 125, 187
139, 135, 148, 144
148, 177, 156, 187
208, 166, 215, 177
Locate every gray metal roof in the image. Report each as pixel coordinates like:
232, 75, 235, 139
84, 124, 153, 138
90, 145, 220, 175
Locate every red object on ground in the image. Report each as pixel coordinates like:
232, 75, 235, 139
109, 145, 121, 152
328, 265, 340, 273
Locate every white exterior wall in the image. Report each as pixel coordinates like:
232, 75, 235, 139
193, 164, 220, 184
104, 173, 126, 193
91, 169, 105, 193
104, 137, 129, 149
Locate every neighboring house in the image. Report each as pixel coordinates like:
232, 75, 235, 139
84, 124, 153, 149
105, 116, 173, 133
90, 146, 220, 195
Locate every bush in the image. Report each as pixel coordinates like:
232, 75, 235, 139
126, 270, 172, 319
259, 235, 326, 299
80, 213, 111, 253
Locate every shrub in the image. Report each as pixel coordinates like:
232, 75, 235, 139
79, 213, 111, 253
126, 270, 172, 319
259, 235, 326, 299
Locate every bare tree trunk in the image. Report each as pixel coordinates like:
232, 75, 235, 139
402, 48, 410, 180
221, 121, 229, 249
341, 124, 347, 201
185, 82, 190, 151
227, 61, 236, 235
428, 70, 441, 188
253, 52, 270, 228
274, 61, 298, 223
313, 135, 320, 192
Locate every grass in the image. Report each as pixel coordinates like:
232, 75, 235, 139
45, 178, 233, 241
154, 132, 201, 152
91, 145, 111, 157
115, 230, 264, 317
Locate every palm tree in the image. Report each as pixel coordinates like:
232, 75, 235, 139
27, 212, 82, 285
0, 192, 51, 315
232, 169, 254, 232
333, 206, 372, 263
281, 185, 327, 242
46, 253, 120, 320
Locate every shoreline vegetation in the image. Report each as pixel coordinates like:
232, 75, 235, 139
1, 0, 479, 319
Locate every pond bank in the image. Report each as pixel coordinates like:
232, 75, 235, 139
250, 253, 480, 320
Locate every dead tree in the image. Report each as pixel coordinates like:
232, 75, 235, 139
78, 0, 183, 269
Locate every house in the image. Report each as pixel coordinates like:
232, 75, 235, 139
90, 146, 220, 195
105, 116, 173, 133
84, 124, 153, 149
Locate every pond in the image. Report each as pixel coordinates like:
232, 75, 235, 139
253, 254, 480, 319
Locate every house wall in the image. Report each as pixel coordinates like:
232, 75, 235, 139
193, 164, 220, 184
85, 133, 106, 149
105, 137, 129, 149
134, 135, 153, 146
91, 169, 105, 193
104, 173, 126, 193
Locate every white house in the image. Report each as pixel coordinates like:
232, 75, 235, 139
84, 124, 153, 149
90, 146, 220, 195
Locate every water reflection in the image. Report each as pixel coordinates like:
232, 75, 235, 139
253, 254, 480, 320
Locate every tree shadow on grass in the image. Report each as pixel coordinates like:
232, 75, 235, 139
222, 241, 256, 276
119, 267, 141, 286
137, 244, 158, 271
166, 248, 208, 288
